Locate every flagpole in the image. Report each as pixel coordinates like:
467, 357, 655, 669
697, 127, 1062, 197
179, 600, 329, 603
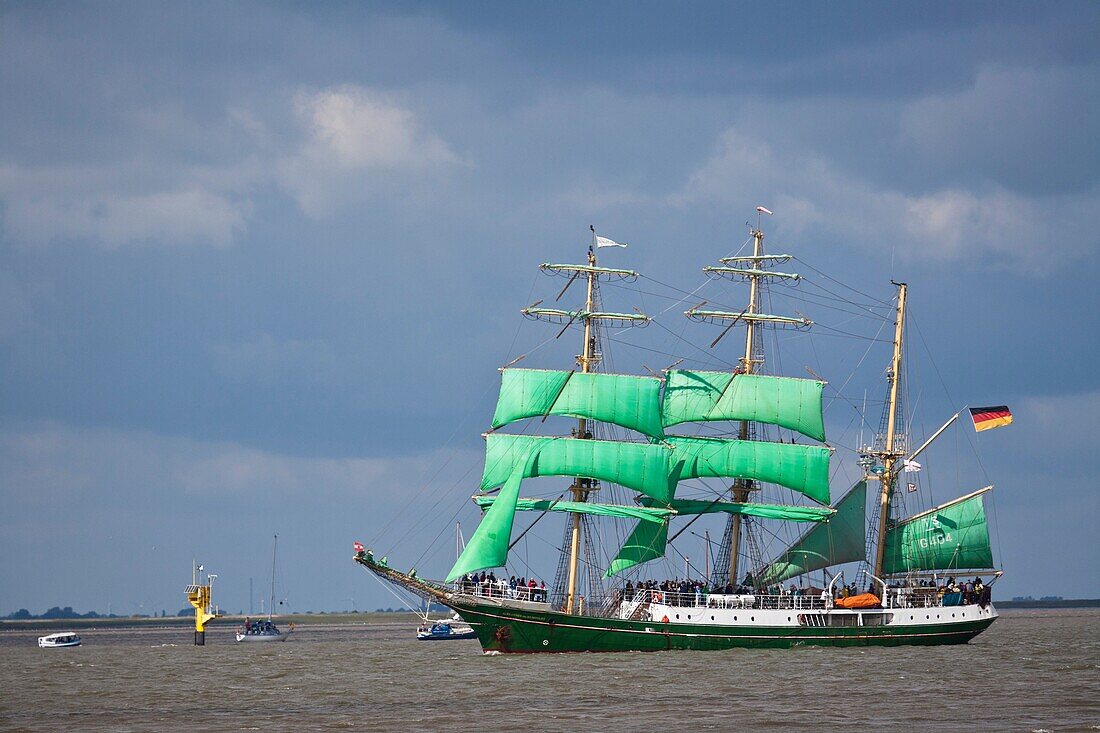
905, 411, 961, 465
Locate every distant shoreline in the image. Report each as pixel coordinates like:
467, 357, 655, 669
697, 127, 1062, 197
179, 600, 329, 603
994, 599, 1100, 609
0, 611, 421, 632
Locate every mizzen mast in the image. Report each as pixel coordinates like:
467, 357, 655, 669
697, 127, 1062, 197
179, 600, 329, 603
871, 282, 907, 580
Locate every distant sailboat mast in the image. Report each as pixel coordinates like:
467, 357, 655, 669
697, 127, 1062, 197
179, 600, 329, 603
269, 533, 278, 620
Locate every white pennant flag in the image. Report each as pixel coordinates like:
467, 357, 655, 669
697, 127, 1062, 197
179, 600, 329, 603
756, 206, 773, 215
903, 459, 922, 473
596, 235, 628, 248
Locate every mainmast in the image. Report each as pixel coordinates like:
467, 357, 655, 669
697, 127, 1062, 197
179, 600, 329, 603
686, 210, 810, 587
871, 282, 907, 580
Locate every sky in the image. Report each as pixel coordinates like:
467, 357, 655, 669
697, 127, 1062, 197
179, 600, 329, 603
1, 1, 1098, 615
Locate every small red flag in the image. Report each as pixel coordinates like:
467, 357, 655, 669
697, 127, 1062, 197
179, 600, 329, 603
353, 541, 365, 553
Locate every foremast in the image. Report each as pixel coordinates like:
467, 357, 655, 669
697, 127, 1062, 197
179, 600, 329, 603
566, 243, 597, 615
687, 212, 811, 585
522, 230, 649, 614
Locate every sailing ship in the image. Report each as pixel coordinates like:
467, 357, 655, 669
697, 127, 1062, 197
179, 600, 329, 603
237, 534, 292, 642
356, 213, 1003, 652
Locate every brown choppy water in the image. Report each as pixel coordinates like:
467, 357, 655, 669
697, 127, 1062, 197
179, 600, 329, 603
1, 609, 1098, 732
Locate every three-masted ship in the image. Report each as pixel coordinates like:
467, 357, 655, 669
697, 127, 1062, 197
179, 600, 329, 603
356, 214, 1002, 652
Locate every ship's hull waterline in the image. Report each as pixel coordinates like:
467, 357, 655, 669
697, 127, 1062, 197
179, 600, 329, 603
449, 599, 996, 653
356, 560, 997, 653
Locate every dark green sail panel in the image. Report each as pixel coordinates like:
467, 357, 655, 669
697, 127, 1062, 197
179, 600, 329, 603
662, 371, 826, 442
667, 435, 831, 505
492, 368, 665, 439
605, 519, 669, 577
482, 434, 673, 503
757, 481, 867, 585
882, 491, 994, 575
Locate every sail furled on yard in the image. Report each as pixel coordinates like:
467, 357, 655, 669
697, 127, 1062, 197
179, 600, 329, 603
757, 481, 868, 585
666, 435, 831, 505
492, 368, 665, 439
481, 434, 674, 503
447, 442, 547, 582
661, 370, 826, 442
473, 496, 673, 523
882, 489, 994, 575
661, 498, 835, 523
605, 519, 670, 577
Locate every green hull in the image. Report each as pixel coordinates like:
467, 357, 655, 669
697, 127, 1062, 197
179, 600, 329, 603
448, 598, 996, 653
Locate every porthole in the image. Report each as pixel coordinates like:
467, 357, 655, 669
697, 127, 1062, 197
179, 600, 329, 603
734, 616, 738, 621
787, 617, 792, 622
926, 615, 930, 619
951, 613, 955, 618
751, 616, 755, 621
711, 616, 715, 621
675, 614, 680, 619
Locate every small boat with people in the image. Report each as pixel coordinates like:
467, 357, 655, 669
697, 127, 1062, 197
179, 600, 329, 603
236, 617, 291, 642
236, 533, 292, 643
416, 615, 477, 641
38, 632, 81, 648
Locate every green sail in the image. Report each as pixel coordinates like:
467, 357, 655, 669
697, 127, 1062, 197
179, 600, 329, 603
473, 496, 673, 523
492, 368, 665, 439
482, 434, 673, 503
605, 519, 670, 577
882, 490, 994, 575
667, 435, 831, 505
447, 441, 547, 582
757, 480, 868, 585
662, 371, 826, 442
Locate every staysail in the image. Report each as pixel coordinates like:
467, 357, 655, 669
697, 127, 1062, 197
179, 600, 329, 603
447, 442, 546, 582
757, 480, 867, 585
608, 499, 835, 577
491, 368, 665, 439
881, 488, 994, 575
661, 370, 826, 442
666, 435, 831, 505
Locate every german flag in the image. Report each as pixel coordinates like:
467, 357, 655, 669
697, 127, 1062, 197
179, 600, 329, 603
970, 405, 1012, 432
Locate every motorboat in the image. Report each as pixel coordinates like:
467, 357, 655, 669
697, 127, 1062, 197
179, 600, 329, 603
39, 632, 81, 648
416, 618, 476, 641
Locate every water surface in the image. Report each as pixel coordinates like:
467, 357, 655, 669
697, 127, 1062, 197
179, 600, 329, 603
2, 609, 1098, 732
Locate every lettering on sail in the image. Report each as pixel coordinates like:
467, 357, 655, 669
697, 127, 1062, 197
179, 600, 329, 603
916, 514, 953, 550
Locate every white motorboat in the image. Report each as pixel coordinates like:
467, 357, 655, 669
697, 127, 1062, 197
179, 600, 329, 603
39, 632, 81, 648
